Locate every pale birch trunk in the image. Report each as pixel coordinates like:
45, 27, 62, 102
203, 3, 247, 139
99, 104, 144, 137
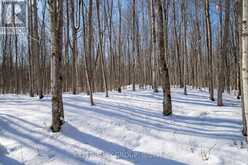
242, 0, 248, 139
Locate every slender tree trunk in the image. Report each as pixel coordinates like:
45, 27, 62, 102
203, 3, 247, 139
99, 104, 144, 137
205, 0, 214, 101
236, 0, 247, 136
242, 0, 248, 139
106, 0, 114, 91
217, 0, 223, 106
28, 2, 34, 97
217, 0, 230, 106
87, 0, 95, 105
33, 0, 43, 99
49, 0, 64, 132
70, 0, 79, 95
65, 0, 70, 92
195, 0, 202, 89
182, 0, 188, 95
150, 0, 158, 93
155, 0, 172, 116
132, 0, 136, 91
117, 0, 122, 93
14, 26, 19, 94
96, 0, 109, 97
173, 0, 183, 88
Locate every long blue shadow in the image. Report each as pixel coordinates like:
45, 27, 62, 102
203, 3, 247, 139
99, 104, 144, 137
62, 122, 187, 165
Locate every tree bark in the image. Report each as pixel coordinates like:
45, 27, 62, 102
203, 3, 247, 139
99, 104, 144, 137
49, 0, 64, 132
117, 0, 122, 93
155, 0, 172, 116
217, 0, 230, 106
87, 0, 95, 105
182, 0, 188, 95
96, 0, 109, 97
70, 0, 79, 95
242, 0, 248, 139
205, 0, 215, 101
150, 0, 158, 93
132, 0, 136, 91
173, 0, 183, 88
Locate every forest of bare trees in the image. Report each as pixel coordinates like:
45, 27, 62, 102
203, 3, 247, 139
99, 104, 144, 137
0, 0, 248, 139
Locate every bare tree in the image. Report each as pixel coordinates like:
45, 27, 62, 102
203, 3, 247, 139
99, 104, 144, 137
217, 0, 230, 106
28, 0, 43, 99
96, 0, 109, 97
155, 0, 172, 115
205, 0, 214, 101
173, 0, 183, 88
70, 0, 80, 95
132, 0, 136, 91
242, 0, 248, 140
28, 1, 34, 97
86, 0, 95, 105
150, 0, 158, 93
182, 0, 188, 95
117, 0, 122, 93
49, 0, 64, 132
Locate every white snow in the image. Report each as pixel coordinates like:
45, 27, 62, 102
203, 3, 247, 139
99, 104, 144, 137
0, 88, 247, 165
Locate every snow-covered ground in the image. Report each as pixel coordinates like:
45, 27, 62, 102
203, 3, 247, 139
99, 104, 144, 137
0, 88, 247, 165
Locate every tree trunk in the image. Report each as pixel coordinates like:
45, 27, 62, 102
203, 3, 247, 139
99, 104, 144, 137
70, 0, 79, 95
49, 0, 64, 132
205, 0, 214, 101
117, 0, 122, 93
150, 0, 158, 93
30, 0, 43, 99
182, 0, 188, 95
96, 0, 109, 97
87, 0, 95, 105
132, 0, 136, 91
217, 0, 230, 106
242, 0, 248, 139
28, 2, 34, 97
173, 0, 183, 88
155, 0, 172, 116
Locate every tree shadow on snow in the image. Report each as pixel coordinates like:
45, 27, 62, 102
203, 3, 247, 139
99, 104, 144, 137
135, 91, 240, 108
64, 98, 243, 141
0, 155, 24, 165
0, 117, 96, 165
0, 144, 23, 165
0, 115, 187, 165
62, 122, 187, 165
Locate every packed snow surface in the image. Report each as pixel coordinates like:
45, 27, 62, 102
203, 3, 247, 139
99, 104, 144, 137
0, 88, 247, 165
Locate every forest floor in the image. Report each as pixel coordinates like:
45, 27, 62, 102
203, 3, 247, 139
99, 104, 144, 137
0, 87, 248, 165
